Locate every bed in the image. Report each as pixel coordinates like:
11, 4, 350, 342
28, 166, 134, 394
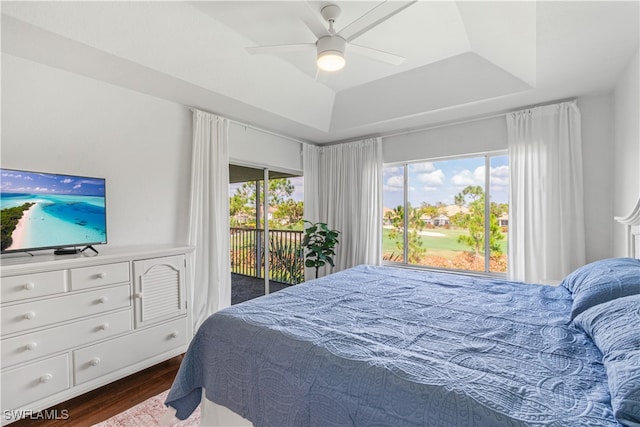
165, 204, 640, 427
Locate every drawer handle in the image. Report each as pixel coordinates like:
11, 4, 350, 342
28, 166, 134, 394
97, 296, 108, 304
169, 331, 179, 339
96, 272, 107, 279
24, 311, 36, 320
99, 323, 109, 331
135, 292, 143, 299
23, 282, 35, 291
89, 357, 101, 367
40, 374, 53, 383
25, 342, 38, 351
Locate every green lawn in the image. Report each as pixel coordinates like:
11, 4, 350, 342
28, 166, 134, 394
383, 227, 507, 259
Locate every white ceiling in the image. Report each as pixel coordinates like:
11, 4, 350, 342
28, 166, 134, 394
1, 1, 639, 144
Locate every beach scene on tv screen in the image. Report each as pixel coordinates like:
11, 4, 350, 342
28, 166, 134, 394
1, 170, 106, 252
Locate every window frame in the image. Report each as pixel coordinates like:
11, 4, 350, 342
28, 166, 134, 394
382, 150, 508, 278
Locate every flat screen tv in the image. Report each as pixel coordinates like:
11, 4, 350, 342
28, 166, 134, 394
1, 168, 107, 255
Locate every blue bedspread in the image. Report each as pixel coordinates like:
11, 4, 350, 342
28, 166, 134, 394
166, 265, 620, 426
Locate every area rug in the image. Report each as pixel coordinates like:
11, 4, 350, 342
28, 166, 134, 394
92, 389, 200, 427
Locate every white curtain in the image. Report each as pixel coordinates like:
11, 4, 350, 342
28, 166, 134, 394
303, 138, 383, 280
188, 109, 231, 330
507, 100, 586, 283
303, 144, 321, 225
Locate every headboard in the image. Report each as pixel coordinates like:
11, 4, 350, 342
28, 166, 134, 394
615, 197, 640, 258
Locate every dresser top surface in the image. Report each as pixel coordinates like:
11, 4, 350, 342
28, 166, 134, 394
1, 245, 194, 276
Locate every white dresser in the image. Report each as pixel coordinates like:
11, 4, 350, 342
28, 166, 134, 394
0, 245, 193, 425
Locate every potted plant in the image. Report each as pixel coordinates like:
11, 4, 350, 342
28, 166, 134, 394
302, 220, 340, 279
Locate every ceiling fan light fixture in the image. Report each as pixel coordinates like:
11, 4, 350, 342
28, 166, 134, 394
316, 35, 346, 72
317, 51, 345, 72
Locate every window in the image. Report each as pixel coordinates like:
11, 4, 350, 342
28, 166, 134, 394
383, 153, 509, 274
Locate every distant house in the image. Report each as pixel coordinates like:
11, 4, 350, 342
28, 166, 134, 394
233, 212, 250, 224
498, 214, 509, 228
420, 213, 450, 226
434, 214, 450, 227
444, 205, 470, 216
383, 207, 395, 226
258, 206, 277, 221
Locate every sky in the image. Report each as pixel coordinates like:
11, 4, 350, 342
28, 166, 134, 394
383, 155, 509, 209
0, 169, 106, 196
227, 155, 509, 209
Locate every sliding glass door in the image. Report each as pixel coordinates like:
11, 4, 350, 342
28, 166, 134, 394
229, 164, 304, 304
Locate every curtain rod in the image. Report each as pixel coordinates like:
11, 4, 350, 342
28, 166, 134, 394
227, 119, 311, 146
189, 106, 310, 146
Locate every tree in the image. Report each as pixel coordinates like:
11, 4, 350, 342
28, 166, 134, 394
387, 204, 426, 263
275, 200, 304, 226
453, 185, 504, 258
231, 178, 294, 208
229, 192, 248, 218
267, 179, 294, 206
229, 178, 298, 226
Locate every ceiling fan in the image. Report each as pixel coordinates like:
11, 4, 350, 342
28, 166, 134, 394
246, 1, 417, 72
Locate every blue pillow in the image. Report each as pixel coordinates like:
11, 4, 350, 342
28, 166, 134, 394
604, 352, 640, 427
561, 257, 640, 319
575, 295, 640, 426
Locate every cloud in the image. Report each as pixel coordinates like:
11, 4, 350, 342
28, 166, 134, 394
61, 178, 73, 184
490, 165, 509, 186
407, 163, 444, 187
384, 166, 402, 176
451, 169, 477, 186
384, 174, 404, 192
416, 169, 445, 186
409, 162, 436, 173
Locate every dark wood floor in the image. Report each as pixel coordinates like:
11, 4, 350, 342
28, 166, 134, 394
10, 355, 183, 427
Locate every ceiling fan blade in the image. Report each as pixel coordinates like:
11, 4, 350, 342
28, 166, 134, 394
339, 0, 417, 43
348, 44, 406, 66
246, 43, 315, 55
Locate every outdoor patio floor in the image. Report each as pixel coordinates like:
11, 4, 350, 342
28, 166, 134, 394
231, 273, 291, 305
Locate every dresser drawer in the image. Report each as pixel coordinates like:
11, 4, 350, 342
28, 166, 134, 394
1, 270, 67, 303
1, 309, 132, 368
1, 285, 131, 336
74, 317, 187, 385
1, 353, 69, 410
70, 262, 130, 290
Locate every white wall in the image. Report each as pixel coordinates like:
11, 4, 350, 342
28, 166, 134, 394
577, 94, 614, 262
613, 49, 640, 257
1, 53, 303, 249
382, 95, 617, 263
1, 53, 192, 248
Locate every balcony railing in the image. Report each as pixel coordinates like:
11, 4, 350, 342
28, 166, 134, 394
230, 227, 305, 285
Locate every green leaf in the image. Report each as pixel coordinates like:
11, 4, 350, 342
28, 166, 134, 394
300, 221, 340, 274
